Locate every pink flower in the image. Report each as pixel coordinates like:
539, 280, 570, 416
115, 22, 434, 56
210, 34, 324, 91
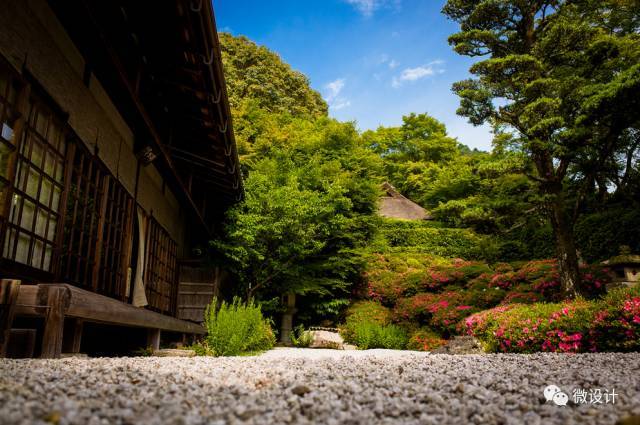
523, 327, 529, 334
561, 308, 569, 316
633, 315, 640, 324
456, 305, 472, 310
559, 342, 572, 351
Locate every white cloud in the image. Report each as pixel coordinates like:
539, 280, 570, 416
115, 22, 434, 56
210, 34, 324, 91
343, 0, 400, 17
324, 78, 351, 111
388, 59, 399, 69
324, 78, 346, 102
332, 100, 352, 110
392, 61, 444, 88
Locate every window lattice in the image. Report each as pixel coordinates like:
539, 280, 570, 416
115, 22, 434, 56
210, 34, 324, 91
145, 218, 178, 315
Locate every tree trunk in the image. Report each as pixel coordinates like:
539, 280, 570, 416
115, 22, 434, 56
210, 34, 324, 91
549, 195, 582, 298
533, 150, 582, 298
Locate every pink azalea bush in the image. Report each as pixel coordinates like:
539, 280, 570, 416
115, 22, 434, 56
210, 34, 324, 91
364, 254, 447, 304
395, 291, 480, 336
355, 253, 620, 352
407, 328, 447, 351
463, 287, 640, 353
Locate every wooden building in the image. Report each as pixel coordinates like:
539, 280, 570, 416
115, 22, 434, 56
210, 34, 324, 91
0, 0, 242, 357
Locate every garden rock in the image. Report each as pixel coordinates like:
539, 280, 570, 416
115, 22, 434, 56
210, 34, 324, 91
309, 330, 345, 349
432, 336, 484, 354
153, 349, 196, 357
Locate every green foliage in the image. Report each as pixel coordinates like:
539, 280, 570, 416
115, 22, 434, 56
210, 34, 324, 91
204, 297, 275, 356
443, 0, 640, 294
219, 33, 327, 118
188, 341, 215, 356
574, 207, 640, 263
374, 219, 495, 260
289, 325, 314, 348
340, 300, 408, 349
212, 117, 381, 305
463, 286, 640, 353
340, 300, 392, 341
346, 321, 408, 350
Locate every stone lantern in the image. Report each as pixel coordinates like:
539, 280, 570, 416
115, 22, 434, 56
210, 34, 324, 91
602, 246, 640, 287
279, 293, 297, 345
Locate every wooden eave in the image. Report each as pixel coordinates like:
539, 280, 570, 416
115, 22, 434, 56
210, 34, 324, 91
47, 0, 243, 236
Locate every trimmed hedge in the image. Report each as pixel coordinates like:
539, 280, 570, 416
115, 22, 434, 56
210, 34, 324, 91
373, 218, 498, 261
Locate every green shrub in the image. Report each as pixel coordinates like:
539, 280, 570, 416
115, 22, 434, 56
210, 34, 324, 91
348, 321, 408, 349
341, 300, 392, 341
188, 340, 215, 356
290, 325, 314, 348
204, 297, 276, 356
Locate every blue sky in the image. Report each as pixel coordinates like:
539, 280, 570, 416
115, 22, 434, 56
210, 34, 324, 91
214, 0, 493, 151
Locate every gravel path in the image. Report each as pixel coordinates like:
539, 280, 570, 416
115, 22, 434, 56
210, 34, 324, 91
1, 350, 639, 424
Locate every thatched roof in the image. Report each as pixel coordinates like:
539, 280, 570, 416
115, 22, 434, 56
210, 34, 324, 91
378, 182, 433, 221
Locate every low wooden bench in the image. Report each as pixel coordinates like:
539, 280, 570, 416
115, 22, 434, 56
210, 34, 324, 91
1, 280, 204, 358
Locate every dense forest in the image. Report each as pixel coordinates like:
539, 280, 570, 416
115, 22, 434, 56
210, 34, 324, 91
211, 0, 640, 345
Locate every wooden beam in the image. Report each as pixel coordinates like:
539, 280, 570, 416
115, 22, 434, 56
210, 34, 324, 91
41, 286, 71, 359
16, 284, 203, 333
52, 284, 204, 334
13, 285, 40, 316
0, 280, 21, 357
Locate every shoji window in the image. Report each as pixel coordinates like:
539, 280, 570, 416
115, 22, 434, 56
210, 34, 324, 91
145, 218, 178, 315
0, 68, 21, 214
58, 144, 133, 300
95, 176, 133, 300
3, 90, 66, 272
58, 144, 105, 289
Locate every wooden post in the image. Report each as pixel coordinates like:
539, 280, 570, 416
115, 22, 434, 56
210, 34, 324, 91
0, 280, 21, 357
40, 287, 70, 359
147, 328, 160, 351
62, 319, 83, 354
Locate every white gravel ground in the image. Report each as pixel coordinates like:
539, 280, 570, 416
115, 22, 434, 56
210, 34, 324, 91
1, 350, 639, 425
